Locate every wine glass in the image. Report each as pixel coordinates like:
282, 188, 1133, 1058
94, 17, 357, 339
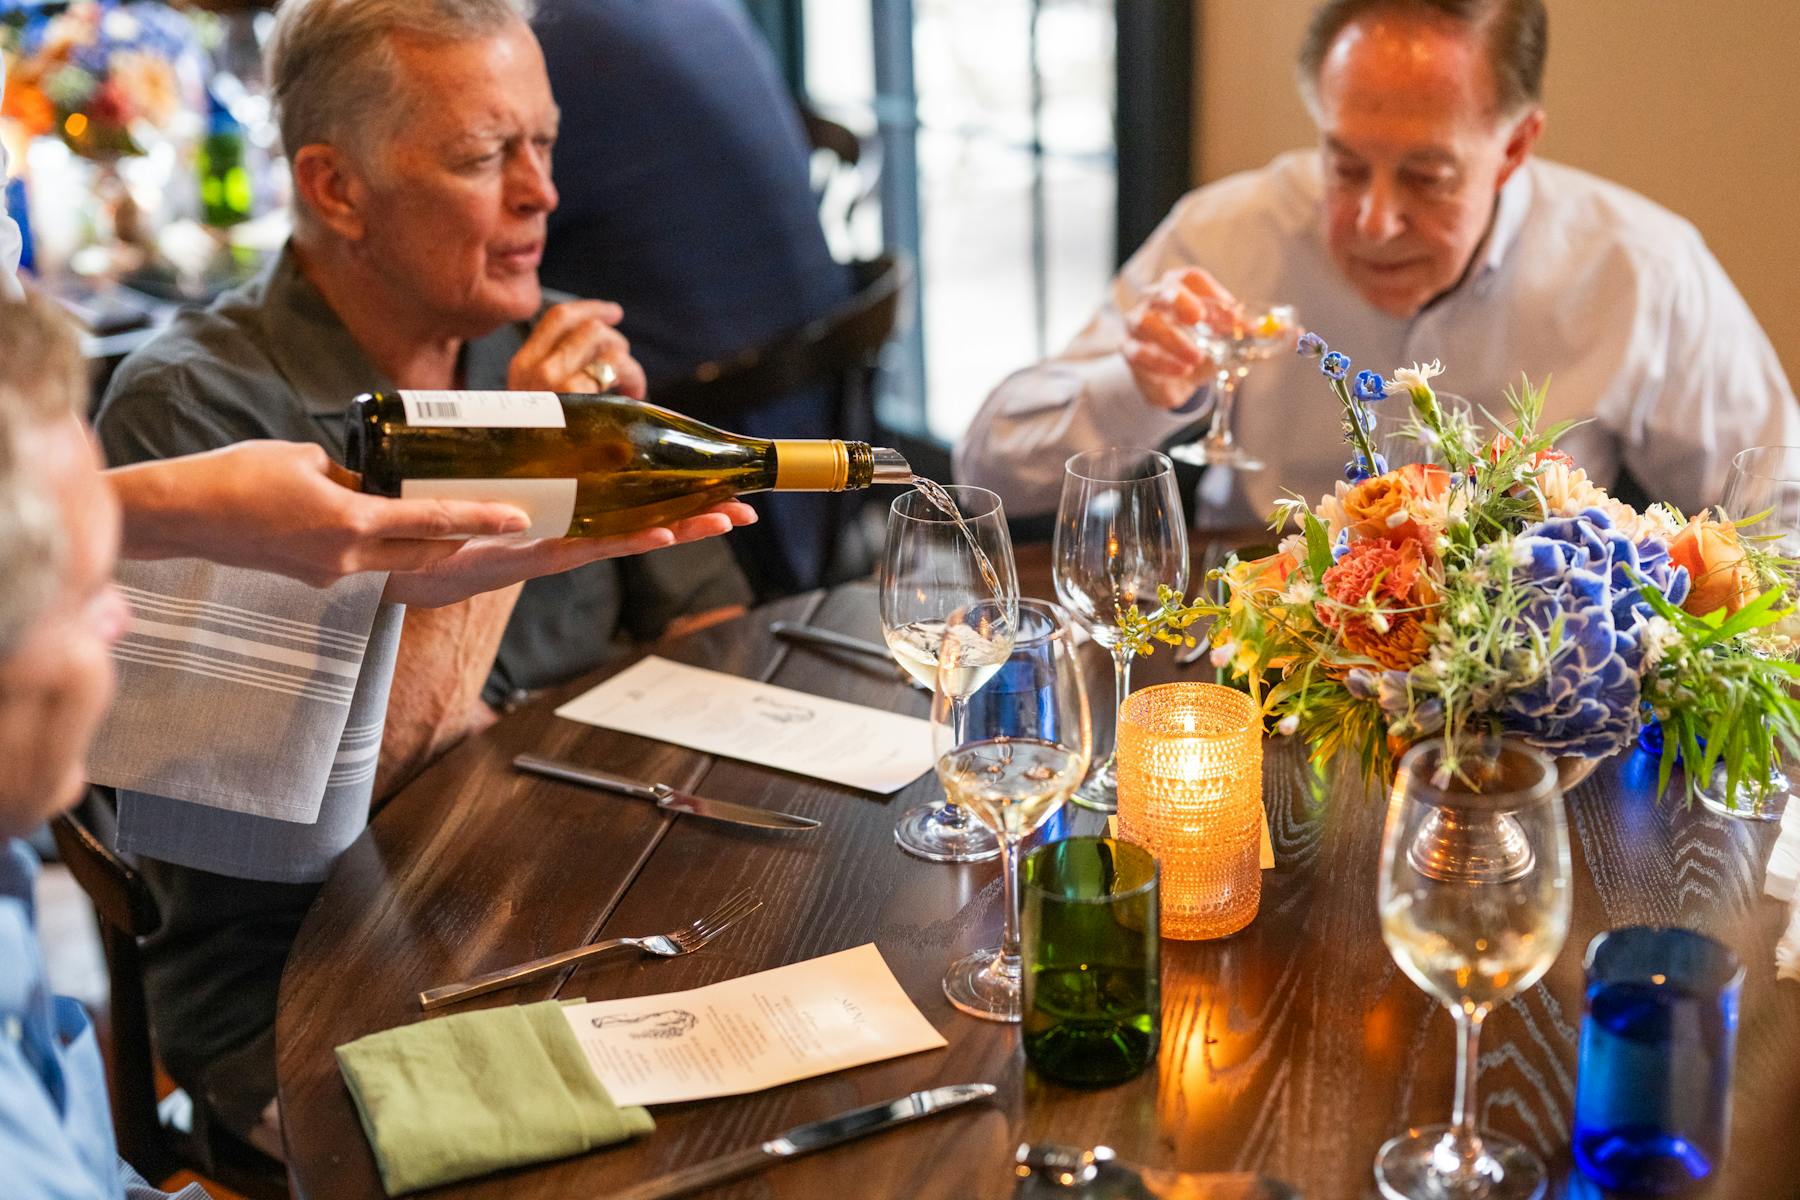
1053, 448, 1188, 812
934, 598, 1091, 1021
880, 484, 1020, 862
1374, 739, 1573, 1200
1168, 301, 1298, 470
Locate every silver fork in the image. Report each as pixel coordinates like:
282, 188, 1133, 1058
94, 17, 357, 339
418, 888, 763, 1010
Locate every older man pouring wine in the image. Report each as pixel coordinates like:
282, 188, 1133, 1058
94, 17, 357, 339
88, 0, 756, 1159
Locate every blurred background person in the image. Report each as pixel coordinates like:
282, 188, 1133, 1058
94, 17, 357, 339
532, 0, 854, 599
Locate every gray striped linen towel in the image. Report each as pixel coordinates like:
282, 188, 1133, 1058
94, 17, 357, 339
87, 557, 400, 882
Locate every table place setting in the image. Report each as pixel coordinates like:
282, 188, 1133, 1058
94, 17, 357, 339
336, 942, 958, 1196
554, 654, 935, 794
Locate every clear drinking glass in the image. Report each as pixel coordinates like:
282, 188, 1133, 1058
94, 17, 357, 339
1052, 448, 1188, 812
1705, 444, 1800, 820
934, 598, 1091, 1022
1379, 392, 1477, 470
1374, 739, 1573, 1200
880, 484, 1020, 862
1168, 301, 1298, 471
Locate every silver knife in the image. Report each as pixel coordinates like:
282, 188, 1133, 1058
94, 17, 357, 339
770, 620, 928, 691
770, 620, 893, 663
513, 754, 819, 831
610, 1083, 998, 1200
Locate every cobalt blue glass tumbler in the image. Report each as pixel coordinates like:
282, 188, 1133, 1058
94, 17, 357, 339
1572, 926, 1744, 1195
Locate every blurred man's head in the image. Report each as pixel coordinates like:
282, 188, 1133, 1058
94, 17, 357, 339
270, 0, 557, 337
1298, 0, 1547, 317
0, 294, 128, 837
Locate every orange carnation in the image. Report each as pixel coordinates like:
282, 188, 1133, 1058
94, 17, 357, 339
1316, 538, 1438, 671
1341, 462, 1450, 545
1668, 514, 1761, 617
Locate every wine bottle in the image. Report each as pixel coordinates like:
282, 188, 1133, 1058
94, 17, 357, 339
344, 390, 913, 538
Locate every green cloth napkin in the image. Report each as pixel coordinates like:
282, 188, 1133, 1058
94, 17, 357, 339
336, 999, 654, 1196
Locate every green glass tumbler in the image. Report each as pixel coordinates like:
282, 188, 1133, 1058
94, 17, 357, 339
1021, 836, 1160, 1087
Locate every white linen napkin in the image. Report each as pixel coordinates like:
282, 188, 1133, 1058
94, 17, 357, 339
1765, 800, 1800, 982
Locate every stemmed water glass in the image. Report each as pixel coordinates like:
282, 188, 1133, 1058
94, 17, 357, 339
933, 598, 1091, 1021
1374, 739, 1572, 1200
1168, 301, 1298, 470
880, 485, 1019, 862
1052, 448, 1188, 812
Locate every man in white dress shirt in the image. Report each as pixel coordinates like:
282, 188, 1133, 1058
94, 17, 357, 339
956, 0, 1800, 525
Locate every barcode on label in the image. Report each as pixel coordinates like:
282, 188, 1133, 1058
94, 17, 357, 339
398, 390, 566, 429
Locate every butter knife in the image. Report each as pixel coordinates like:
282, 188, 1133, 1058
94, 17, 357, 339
513, 753, 819, 831
610, 1083, 998, 1200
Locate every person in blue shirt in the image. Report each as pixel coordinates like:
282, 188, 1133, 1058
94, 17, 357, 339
0, 293, 207, 1198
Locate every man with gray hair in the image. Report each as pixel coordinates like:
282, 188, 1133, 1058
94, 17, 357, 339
957, 0, 1798, 525
0, 293, 210, 1200
90, 0, 753, 1157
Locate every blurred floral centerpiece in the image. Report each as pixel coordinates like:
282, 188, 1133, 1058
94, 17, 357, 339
2, 0, 194, 160
1124, 333, 1800, 808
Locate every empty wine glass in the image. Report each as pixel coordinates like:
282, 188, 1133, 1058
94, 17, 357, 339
880, 484, 1019, 862
1168, 301, 1298, 471
1053, 448, 1188, 812
1375, 739, 1572, 1200
934, 598, 1091, 1021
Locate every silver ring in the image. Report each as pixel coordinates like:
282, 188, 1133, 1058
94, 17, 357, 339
582, 360, 619, 392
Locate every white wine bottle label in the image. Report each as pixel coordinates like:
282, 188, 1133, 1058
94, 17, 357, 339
398, 390, 566, 429
401, 478, 578, 539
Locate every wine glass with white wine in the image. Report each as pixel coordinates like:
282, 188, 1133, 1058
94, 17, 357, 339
880, 484, 1020, 862
1053, 448, 1188, 811
1168, 301, 1298, 470
934, 598, 1091, 1021
1374, 739, 1572, 1200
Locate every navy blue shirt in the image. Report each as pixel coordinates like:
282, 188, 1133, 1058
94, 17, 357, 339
535, 0, 854, 591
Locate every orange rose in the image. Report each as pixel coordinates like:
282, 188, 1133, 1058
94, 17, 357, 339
1316, 538, 1438, 671
1668, 514, 1761, 617
1342, 462, 1450, 545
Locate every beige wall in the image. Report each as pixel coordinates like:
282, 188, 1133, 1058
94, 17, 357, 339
1191, 0, 1800, 385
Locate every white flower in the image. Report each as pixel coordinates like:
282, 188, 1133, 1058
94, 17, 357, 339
1370, 610, 1391, 634
1639, 615, 1679, 672
1275, 714, 1299, 736
1456, 602, 1479, 625
1210, 641, 1238, 669
1391, 361, 1444, 393
1282, 577, 1317, 606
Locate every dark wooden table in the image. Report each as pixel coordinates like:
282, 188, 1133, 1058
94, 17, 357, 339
276, 545, 1799, 1199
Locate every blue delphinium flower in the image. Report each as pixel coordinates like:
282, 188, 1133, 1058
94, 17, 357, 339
1297, 332, 1328, 358
1320, 351, 1351, 381
1353, 371, 1389, 403
1342, 451, 1388, 483
1497, 508, 1691, 758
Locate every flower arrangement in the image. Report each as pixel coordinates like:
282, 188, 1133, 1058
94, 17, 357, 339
2, 1, 194, 160
1122, 332, 1800, 807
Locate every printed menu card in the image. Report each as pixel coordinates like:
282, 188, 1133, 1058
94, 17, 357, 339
560, 944, 945, 1106
555, 656, 934, 793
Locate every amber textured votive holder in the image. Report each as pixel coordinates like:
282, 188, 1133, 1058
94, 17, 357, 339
1115, 683, 1262, 940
